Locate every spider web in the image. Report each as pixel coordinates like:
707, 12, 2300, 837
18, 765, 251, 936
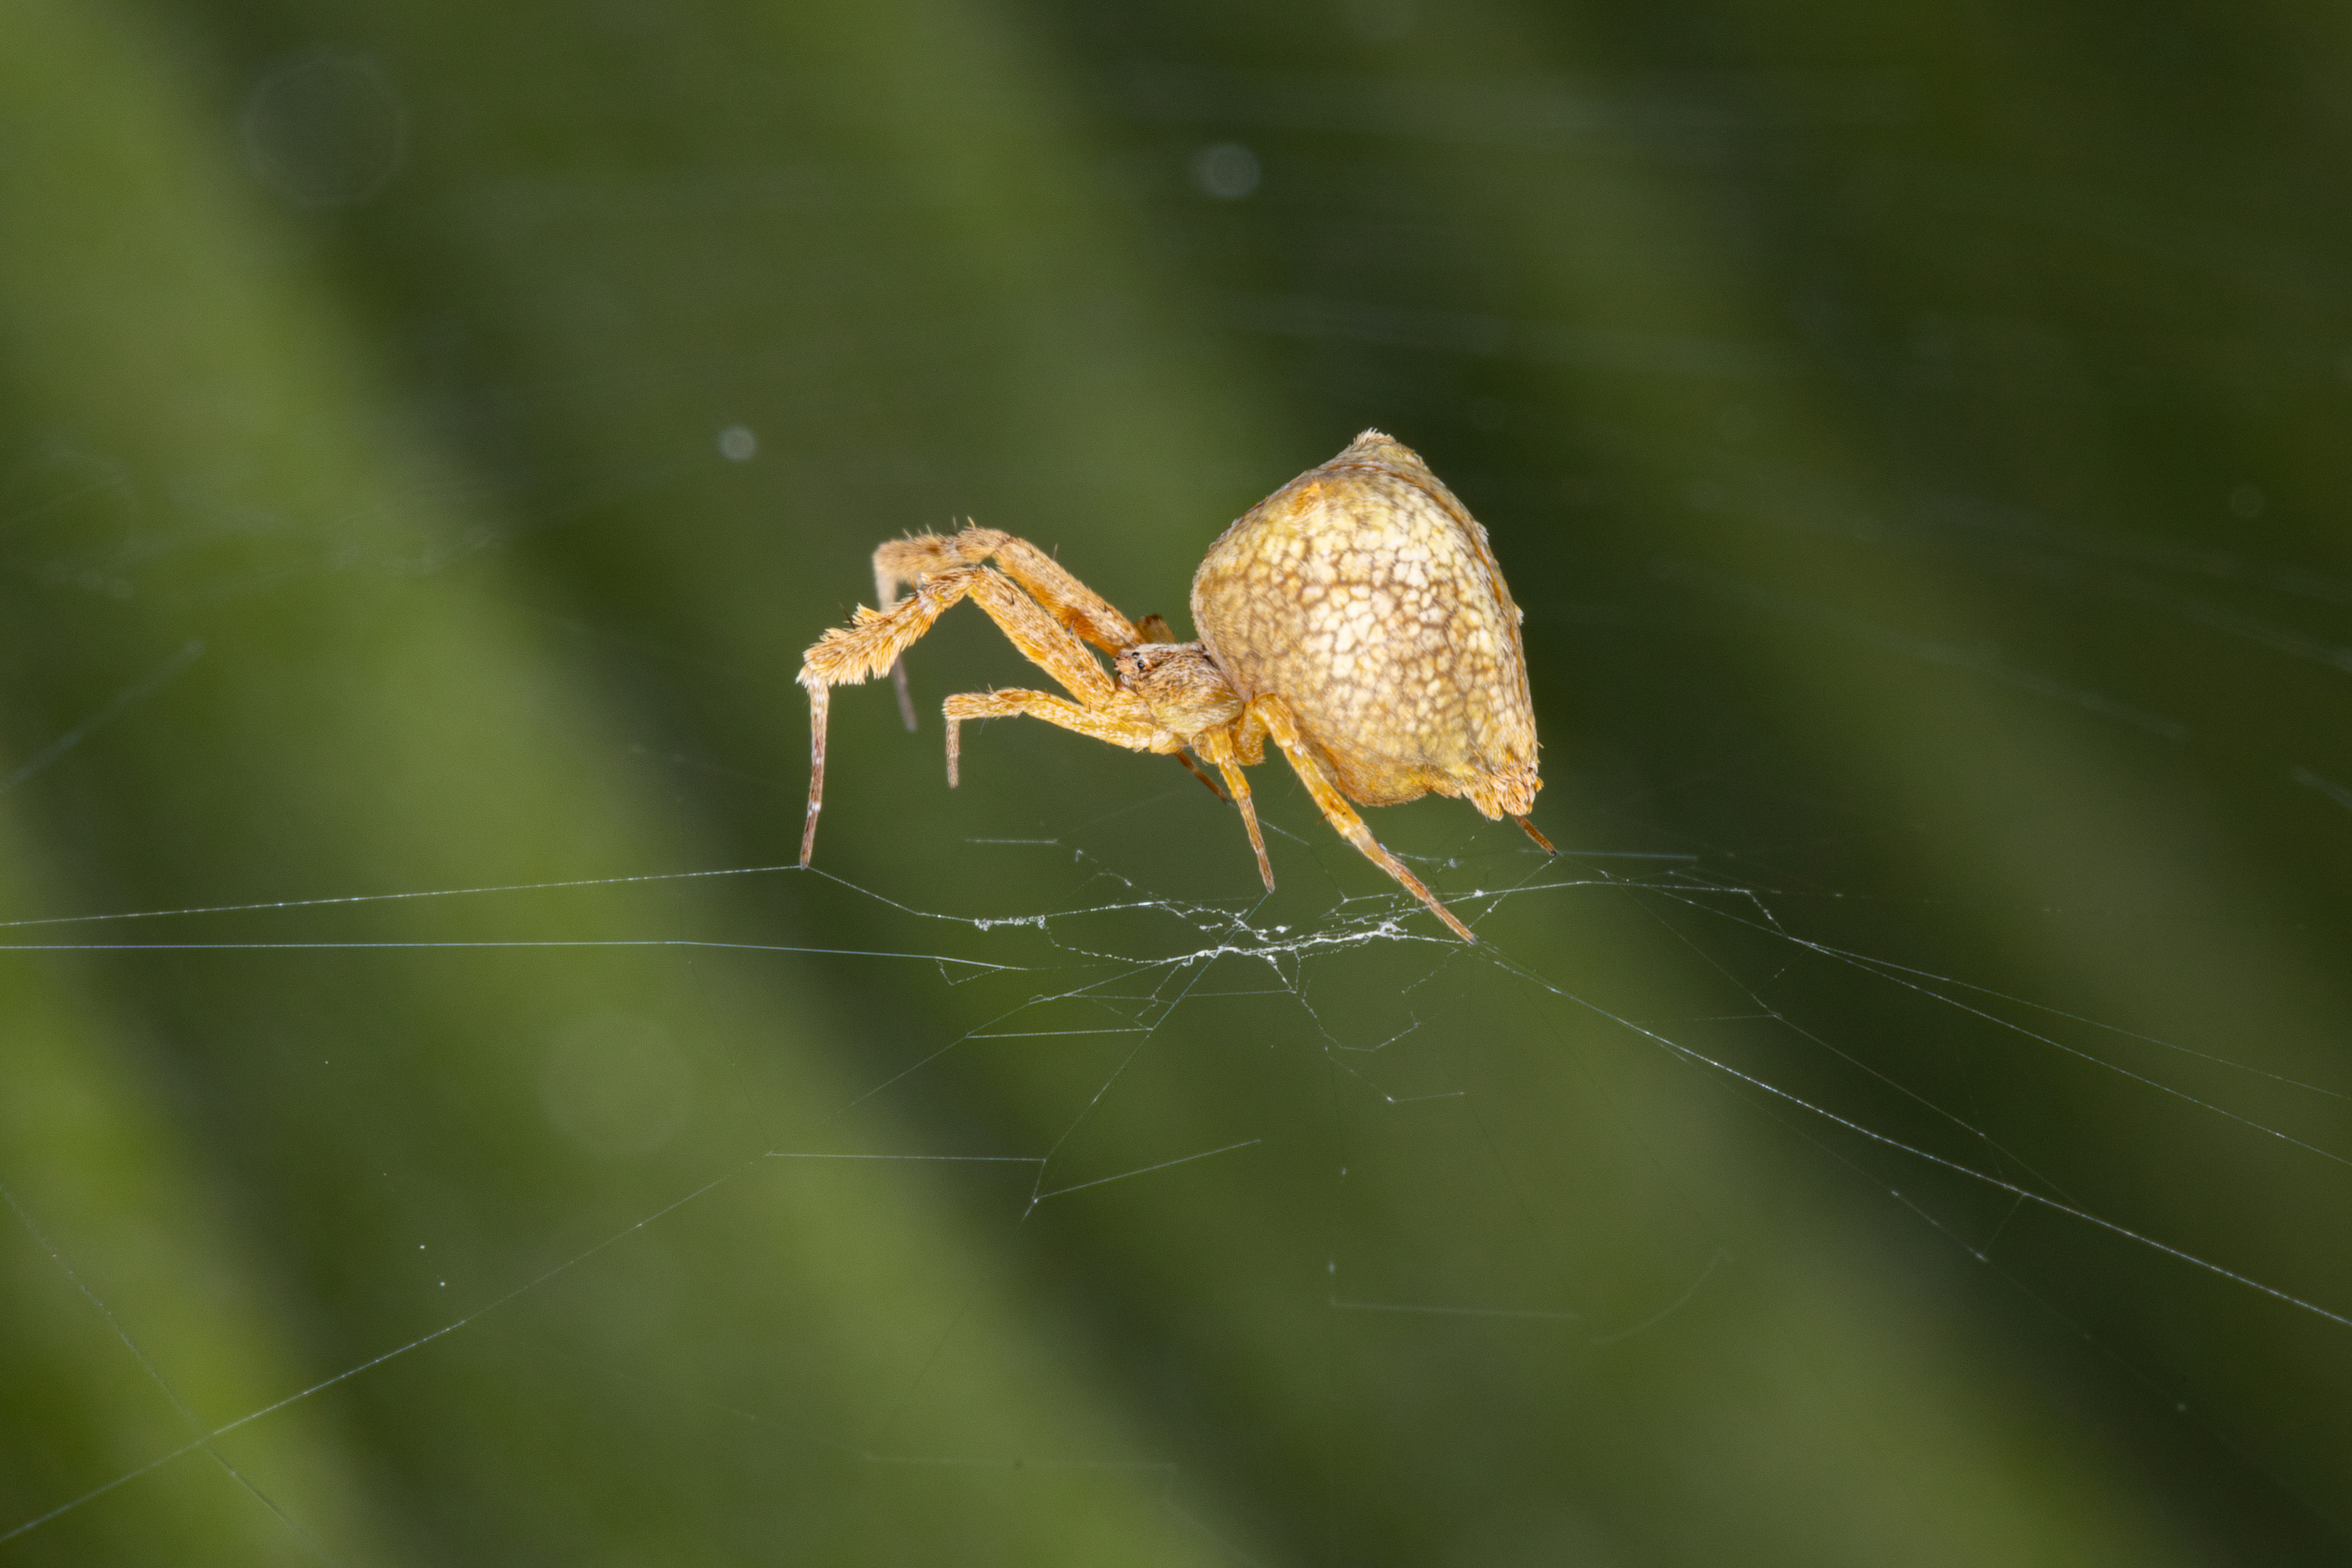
6, 689, 2350, 1564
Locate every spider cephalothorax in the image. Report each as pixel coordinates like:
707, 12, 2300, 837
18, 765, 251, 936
797, 430, 1549, 941
1112, 642, 1246, 735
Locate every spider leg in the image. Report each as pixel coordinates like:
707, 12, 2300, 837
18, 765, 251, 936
1193, 728, 1272, 891
801, 682, 831, 865
805, 569, 980, 691
875, 539, 948, 733
877, 527, 1142, 656
890, 661, 919, 732
942, 689, 1167, 787
1513, 815, 1556, 854
978, 533, 1144, 653
798, 564, 1141, 863
801, 572, 985, 863
1226, 700, 1270, 767
1173, 749, 1229, 803
962, 568, 1122, 702
1248, 695, 1477, 943
803, 565, 1116, 703
878, 529, 1143, 731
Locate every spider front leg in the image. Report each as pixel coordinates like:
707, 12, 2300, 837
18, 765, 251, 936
875, 528, 1141, 653
873, 528, 1147, 726
801, 682, 832, 865
798, 563, 1127, 865
941, 689, 1166, 786
801, 568, 980, 863
1249, 695, 1478, 944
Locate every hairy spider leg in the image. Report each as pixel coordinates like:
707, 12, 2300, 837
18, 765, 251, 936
874, 527, 1143, 679
875, 526, 1145, 735
1250, 694, 1480, 944
1514, 816, 1556, 853
1192, 727, 1273, 891
801, 682, 832, 866
872, 530, 1225, 796
941, 689, 1166, 786
890, 658, 921, 734
1175, 749, 1230, 801
798, 564, 1124, 864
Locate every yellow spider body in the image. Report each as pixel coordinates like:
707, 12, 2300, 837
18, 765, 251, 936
797, 430, 1548, 942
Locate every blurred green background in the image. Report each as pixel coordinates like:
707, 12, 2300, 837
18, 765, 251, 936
3, 0, 2350, 1562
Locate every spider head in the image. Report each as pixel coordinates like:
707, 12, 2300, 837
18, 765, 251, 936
1114, 641, 1244, 737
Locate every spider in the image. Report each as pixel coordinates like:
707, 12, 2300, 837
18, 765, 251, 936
796, 429, 1550, 942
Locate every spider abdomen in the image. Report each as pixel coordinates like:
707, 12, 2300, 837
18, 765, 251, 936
1190, 430, 1539, 817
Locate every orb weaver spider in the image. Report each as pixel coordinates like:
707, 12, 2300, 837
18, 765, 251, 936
797, 430, 1549, 942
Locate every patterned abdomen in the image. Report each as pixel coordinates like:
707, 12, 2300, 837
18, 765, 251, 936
1190, 431, 1540, 816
